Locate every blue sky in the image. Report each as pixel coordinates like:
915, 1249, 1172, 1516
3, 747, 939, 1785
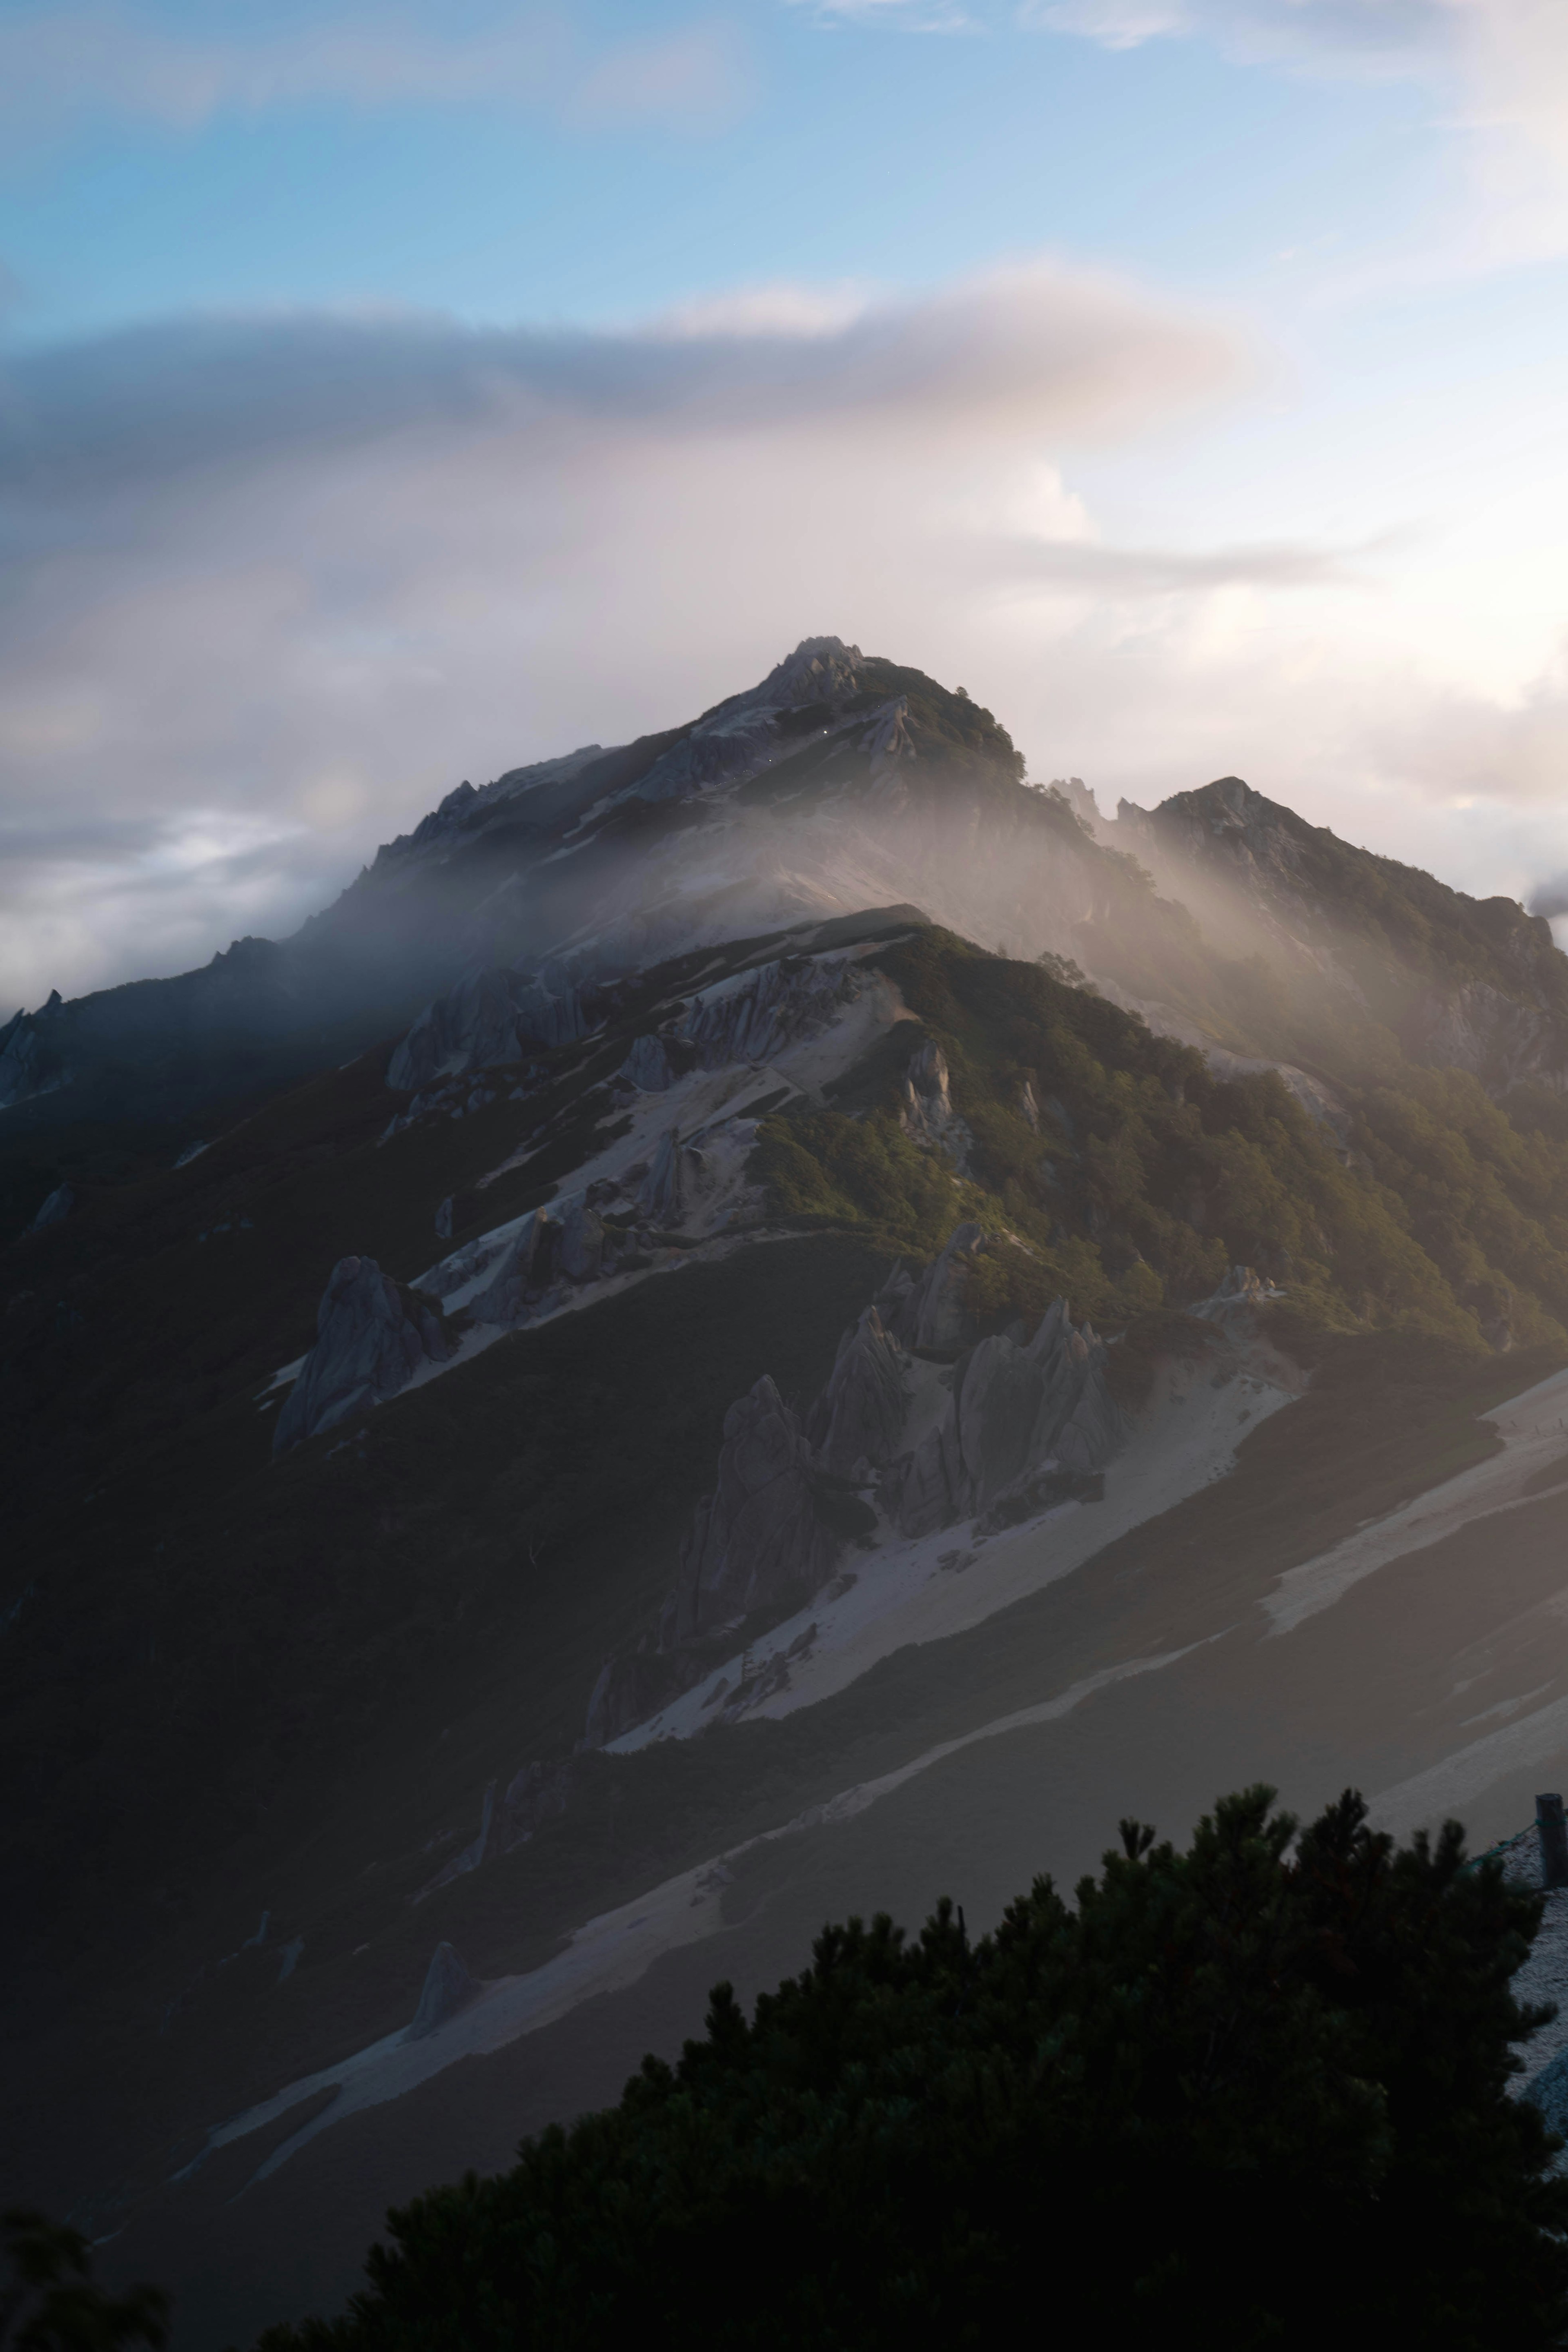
5, 0, 1568, 1000
2, 7, 1438, 337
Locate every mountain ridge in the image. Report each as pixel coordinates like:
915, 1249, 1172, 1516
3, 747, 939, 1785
8, 640, 1568, 1183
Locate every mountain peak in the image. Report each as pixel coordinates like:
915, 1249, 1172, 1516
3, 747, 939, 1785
759, 634, 865, 699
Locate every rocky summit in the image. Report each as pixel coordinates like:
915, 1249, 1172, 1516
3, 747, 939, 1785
9, 640, 1568, 2346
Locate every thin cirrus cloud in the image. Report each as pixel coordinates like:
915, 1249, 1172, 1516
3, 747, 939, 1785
979, 533, 1378, 591
1031, 0, 1568, 247
820, 0, 1568, 241
1019, 0, 1454, 72
0, 4, 749, 141
788, 0, 1568, 274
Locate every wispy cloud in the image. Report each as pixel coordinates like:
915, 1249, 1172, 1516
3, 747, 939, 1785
791, 1, 982, 31
795, 1, 1568, 267
1026, 0, 1568, 263
0, 4, 748, 143
980, 531, 1379, 592
1018, 0, 1454, 74
570, 21, 751, 126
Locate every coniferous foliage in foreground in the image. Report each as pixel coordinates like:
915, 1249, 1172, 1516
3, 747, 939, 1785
261, 1790, 1568, 2352
0, 2211, 167, 2352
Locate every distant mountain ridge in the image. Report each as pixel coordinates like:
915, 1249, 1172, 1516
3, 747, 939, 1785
1071, 772, 1568, 1097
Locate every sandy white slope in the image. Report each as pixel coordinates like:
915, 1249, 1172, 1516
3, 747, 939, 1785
177, 1338, 1300, 2187
613, 1341, 1301, 1750
1268, 1368, 1568, 1639
172, 1356, 1568, 2196
176, 1638, 1214, 2193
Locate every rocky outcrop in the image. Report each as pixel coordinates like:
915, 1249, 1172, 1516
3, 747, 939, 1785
0, 994, 67, 1113
621, 1033, 677, 1091
615, 953, 861, 1103
866, 695, 914, 777
414, 1782, 498, 1901
657, 1377, 844, 1650
273, 1255, 450, 1453
557, 1197, 606, 1284
878, 1220, 985, 1354
583, 1650, 695, 1751
637, 1128, 697, 1228
26, 1184, 73, 1233
584, 1220, 1131, 1746
468, 1210, 552, 1325
683, 953, 857, 1071
406, 1942, 479, 2039
500, 1757, 575, 1846
466, 1195, 615, 1325
883, 1298, 1127, 1538
388, 970, 507, 1091
898, 1040, 970, 1168
807, 1307, 907, 1479
607, 638, 870, 811
388, 964, 592, 1091
1192, 1263, 1285, 1322
1401, 982, 1568, 1094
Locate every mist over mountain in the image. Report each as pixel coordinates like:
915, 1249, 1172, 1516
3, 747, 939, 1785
9, 639, 1568, 2345
7, 635, 1568, 1151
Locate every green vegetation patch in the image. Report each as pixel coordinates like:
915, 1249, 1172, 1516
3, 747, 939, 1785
750, 929, 1568, 1352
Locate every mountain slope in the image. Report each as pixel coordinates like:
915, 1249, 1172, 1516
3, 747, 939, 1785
1072, 772, 1568, 1097
11, 644, 1568, 2343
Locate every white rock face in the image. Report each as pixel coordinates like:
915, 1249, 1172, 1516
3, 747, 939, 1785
897, 1040, 970, 1168
273, 1255, 450, 1453
884, 1301, 1128, 1538
808, 1307, 908, 1480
